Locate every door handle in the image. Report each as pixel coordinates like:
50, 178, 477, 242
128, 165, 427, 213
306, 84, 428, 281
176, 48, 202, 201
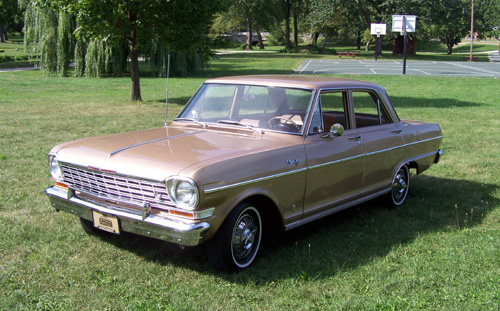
348, 135, 362, 140
391, 129, 402, 134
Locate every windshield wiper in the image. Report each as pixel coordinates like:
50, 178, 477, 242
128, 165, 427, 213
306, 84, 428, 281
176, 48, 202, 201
217, 120, 263, 134
174, 118, 208, 128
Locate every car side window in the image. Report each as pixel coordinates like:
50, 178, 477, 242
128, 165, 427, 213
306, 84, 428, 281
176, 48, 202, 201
352, 91, 391, 128
309, 91, 348, 134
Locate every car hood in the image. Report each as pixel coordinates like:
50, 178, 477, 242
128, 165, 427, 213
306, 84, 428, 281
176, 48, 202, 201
51, 126, 296, 181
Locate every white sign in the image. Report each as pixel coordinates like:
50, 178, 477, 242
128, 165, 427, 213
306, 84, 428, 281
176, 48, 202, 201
392, 15, 417, 32
371, 23, 387, 36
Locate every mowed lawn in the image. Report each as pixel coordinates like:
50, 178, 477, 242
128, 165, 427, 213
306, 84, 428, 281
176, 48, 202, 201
1, 54, 499, 310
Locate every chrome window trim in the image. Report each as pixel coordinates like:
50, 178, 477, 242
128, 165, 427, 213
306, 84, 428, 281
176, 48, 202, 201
177, 82, 317, 137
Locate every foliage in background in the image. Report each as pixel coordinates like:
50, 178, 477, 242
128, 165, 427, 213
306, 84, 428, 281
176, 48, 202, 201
21, 0, 222, 100
0, 0, 24, 41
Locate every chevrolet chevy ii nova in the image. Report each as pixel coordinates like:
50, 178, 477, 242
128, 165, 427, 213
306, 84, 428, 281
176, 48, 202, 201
46, 75, 443, 271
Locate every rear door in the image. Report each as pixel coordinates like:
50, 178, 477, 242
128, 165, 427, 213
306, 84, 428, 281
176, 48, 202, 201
351, 90, 404, 193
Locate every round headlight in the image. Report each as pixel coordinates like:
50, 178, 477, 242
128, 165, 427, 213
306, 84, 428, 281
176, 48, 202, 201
49, 155, 63, 180
166, 177, 199, 210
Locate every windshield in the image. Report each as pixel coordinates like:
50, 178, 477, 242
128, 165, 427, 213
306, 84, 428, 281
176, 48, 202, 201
177, 83, 314, 134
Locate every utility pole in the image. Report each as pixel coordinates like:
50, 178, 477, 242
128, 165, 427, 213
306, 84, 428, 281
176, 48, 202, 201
470, 0, 475, 61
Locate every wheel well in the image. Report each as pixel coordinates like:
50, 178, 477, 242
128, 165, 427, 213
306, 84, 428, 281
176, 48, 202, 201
244, 195, 284, 234
407, 161, 419, 174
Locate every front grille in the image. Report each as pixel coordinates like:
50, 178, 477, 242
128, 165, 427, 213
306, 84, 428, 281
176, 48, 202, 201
61, 164, 172, 211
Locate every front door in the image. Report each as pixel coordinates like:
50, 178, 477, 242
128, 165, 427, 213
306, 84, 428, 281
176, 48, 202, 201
303, 90, 365, 217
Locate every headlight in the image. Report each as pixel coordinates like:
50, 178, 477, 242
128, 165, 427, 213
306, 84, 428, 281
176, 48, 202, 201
48, 155, 63, 180
166, 177, 199, 210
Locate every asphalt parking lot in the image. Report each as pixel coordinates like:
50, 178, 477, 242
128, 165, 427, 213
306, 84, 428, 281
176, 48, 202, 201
295, 59, 500, 77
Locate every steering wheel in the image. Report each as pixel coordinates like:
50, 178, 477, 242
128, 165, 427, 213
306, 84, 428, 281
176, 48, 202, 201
266, 116, 300, 133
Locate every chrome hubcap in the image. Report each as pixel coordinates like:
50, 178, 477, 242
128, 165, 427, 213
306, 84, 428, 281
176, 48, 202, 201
232, 214, 258, 260
392, 169, 408, 201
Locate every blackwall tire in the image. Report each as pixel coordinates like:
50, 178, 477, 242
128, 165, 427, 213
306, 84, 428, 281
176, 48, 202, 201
80, 217, 99, 234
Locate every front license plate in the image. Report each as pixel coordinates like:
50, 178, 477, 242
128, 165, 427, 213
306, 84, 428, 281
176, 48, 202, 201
92, 211, 120, 234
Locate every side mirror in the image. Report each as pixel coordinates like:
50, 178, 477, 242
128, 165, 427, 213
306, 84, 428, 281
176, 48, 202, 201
330, 123, 344, 137
321, 123, 344, 138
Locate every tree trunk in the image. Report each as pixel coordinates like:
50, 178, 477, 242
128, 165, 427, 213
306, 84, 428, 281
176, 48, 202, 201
446, 37, 453, 55
129, 44, 142, 101
311, 32, 319, 46
245, 16, 253, 50
321, 34, 328, 49
356, 31, 361, 50
128, 9, 142, 101
293, 11, 298, 47
283, 0, 291, 49
0, 25, 6, 42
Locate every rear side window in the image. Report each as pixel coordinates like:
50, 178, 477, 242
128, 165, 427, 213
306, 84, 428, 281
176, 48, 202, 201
352, 91, 391, 128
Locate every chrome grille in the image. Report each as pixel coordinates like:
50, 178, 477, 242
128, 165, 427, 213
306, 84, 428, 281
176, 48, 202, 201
61, 164, 172, 210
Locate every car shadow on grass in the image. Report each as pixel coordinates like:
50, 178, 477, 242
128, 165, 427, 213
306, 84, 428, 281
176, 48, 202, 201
91, 175, 498, 280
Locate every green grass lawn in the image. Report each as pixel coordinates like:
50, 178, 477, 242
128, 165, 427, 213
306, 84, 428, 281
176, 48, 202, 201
1, 54, 499, 310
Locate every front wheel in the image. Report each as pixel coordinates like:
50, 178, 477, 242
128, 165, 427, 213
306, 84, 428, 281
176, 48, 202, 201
207, 203, 262, 272
80, 217, 99, 234
388, 164, 410, 207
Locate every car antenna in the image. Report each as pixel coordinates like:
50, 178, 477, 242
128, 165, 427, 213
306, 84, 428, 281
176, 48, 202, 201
164, 52, 171, 127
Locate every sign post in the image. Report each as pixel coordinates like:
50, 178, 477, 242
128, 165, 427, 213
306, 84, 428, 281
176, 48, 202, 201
370, 23, 386, 61
392, 15, 416, 74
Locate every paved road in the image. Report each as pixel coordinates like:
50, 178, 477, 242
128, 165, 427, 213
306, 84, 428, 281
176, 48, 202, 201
295, 59, 500, 77
0, 66, 39, 72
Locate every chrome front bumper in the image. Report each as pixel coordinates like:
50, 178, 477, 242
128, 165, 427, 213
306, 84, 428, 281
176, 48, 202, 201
45, 186, 210, 246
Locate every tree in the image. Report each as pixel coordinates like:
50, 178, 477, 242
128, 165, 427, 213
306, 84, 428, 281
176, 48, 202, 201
474, 0, 500, 38
25, 0, 221, 101
216, 0, 281, 50
420, 0, 470, 54
305, 0, 342, 47
0, 0, 23, 41
228, 0, 260, 50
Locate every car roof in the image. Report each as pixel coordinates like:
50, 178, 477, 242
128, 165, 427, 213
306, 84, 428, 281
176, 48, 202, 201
204, 75, 382, 90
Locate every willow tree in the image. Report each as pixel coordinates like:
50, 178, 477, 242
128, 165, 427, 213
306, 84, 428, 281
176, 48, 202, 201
48, 0, 222, 101
22, 1, 74, 76
23, 0, 221, 100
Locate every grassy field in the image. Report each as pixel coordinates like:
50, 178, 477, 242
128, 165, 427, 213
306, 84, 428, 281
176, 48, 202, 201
1, 53, 499, 310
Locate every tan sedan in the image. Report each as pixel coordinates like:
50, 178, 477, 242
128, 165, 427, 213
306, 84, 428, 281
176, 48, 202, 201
46, 75, 443, 271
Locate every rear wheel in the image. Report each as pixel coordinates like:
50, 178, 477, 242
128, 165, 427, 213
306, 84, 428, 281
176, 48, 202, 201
389, 164, 410, 206
207, 202, 262, 272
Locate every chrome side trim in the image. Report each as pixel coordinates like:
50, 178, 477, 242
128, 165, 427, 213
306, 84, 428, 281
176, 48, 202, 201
204, 136, 443, 194
365, 135, 443, 157
405, 135, 443, 147
204, 167, 308, 194
309, 136, 443, 170
285, 188, 390, 231
308, 154, 365, 170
